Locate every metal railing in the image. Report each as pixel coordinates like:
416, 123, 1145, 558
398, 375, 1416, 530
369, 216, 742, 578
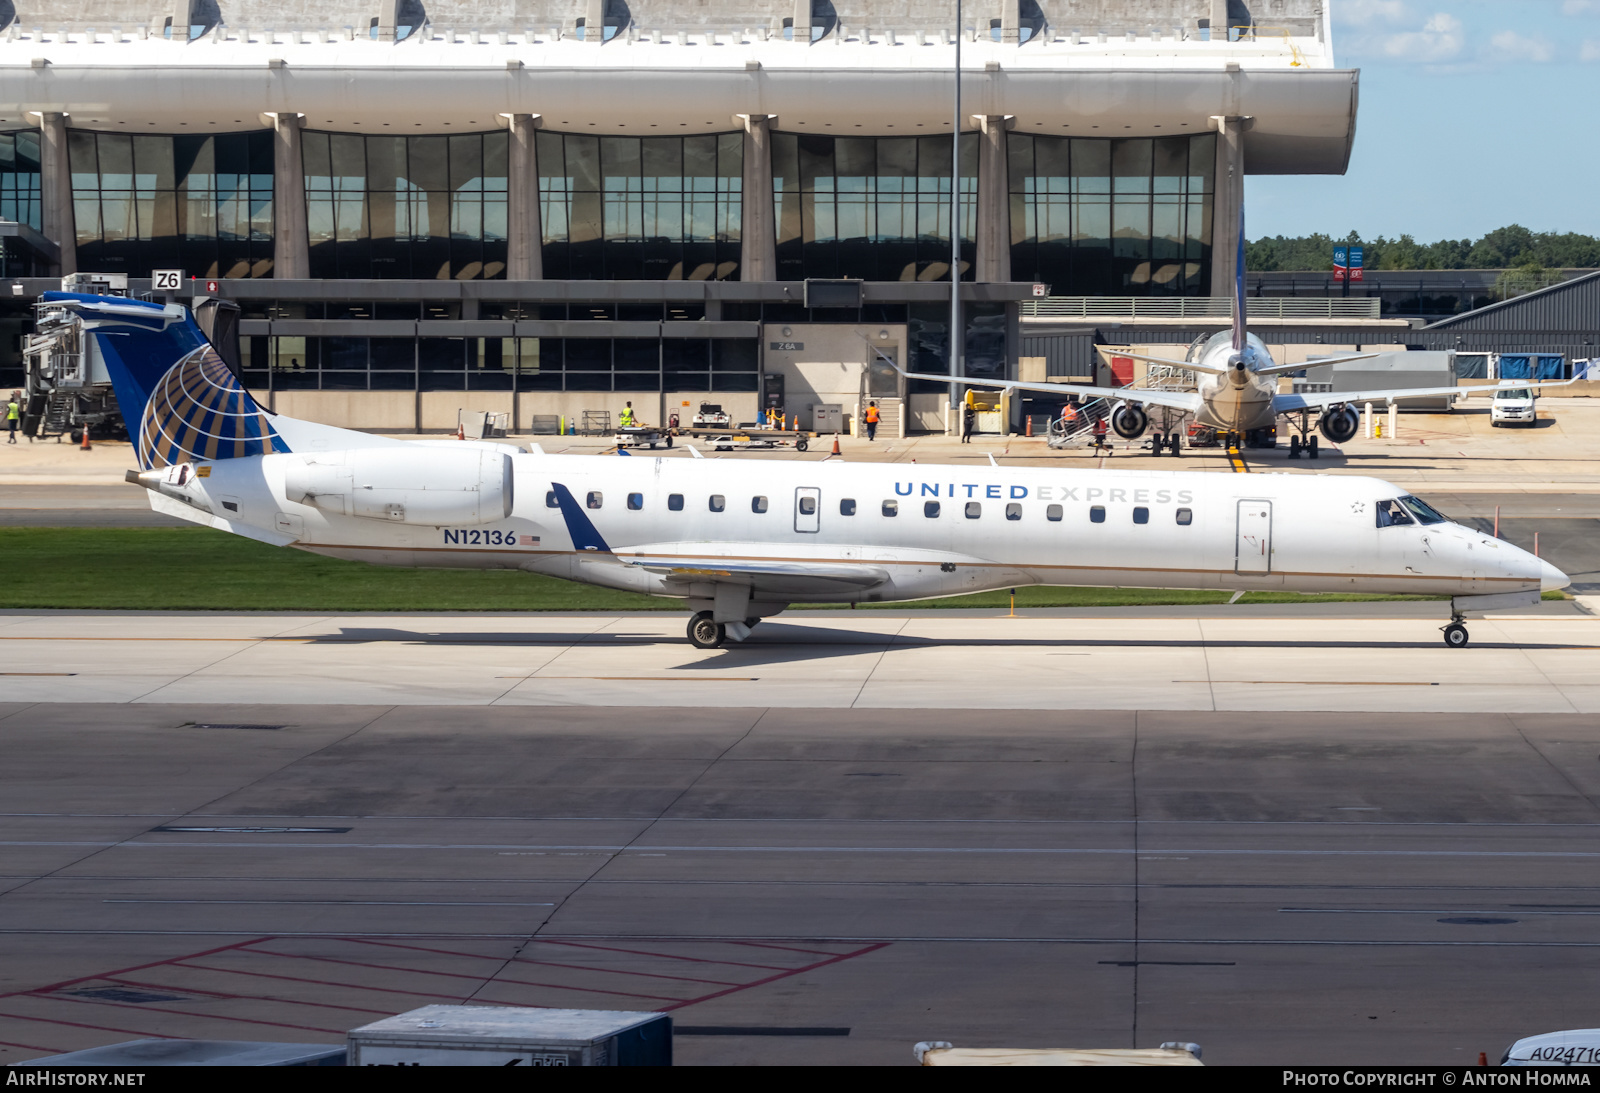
1021, 297, 1382, 320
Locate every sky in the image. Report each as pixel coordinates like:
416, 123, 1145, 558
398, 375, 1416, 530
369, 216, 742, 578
1246, 0, 1600, 241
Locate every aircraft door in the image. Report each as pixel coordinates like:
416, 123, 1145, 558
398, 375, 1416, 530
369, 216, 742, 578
1235, 499, 1272, 574
795, 487, 821, 533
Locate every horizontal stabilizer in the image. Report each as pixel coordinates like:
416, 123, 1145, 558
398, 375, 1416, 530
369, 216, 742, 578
1094, 348, 1228, 376
888, 365, 1202, 414
1253, 353, 1379, 378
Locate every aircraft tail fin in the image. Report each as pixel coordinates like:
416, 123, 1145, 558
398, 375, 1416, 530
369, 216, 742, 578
43, 291, 289, 471
1232, 206, 1248, 352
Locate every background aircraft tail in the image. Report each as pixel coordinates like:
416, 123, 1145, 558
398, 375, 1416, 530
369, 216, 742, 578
43, 291, 288, 471
1232, 207, 1248, 352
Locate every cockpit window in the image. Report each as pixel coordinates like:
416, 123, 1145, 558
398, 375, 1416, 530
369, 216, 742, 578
1399, 495, 1446, 525
1375, 498, 1414, 528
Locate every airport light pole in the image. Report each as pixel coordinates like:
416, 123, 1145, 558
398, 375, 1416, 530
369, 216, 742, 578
948, 0, 963, 432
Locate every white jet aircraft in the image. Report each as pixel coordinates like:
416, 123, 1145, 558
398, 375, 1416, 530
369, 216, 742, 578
911, 220, 1573, 455
57, 289, 1562, 652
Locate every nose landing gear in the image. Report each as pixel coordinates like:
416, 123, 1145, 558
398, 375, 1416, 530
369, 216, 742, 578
1441, 614, 1469, 649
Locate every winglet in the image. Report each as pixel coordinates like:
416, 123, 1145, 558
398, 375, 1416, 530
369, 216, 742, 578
548, 482, 612, 554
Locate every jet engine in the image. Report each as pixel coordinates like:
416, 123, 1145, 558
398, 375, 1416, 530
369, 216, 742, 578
1110, 402, 1149, 440
1317, 406, 1360, 444
282, 447, 514, 525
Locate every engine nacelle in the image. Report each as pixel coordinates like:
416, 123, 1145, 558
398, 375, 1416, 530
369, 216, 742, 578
1110, 402, 1149, 440
1317, 406, 1360, 444
282, 447, 514, 525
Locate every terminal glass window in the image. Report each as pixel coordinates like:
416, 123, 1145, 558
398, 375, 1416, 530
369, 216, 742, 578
0, 130, 41, 231
539, 132, 742, 280
772, 132, 977, 282
303, 131, 509, 279
70, 131, 274, 278
1008, 133, 1214, 296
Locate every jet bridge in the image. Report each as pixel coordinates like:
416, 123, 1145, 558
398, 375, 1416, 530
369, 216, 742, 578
21, 278, 241, 442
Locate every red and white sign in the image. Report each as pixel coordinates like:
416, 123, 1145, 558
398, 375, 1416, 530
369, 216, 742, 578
206, 280, 220, 293
1032, 283, 1049, 297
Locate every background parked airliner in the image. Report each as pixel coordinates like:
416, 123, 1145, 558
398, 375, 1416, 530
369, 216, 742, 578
903, 220, 1572, 453
67, 290, 1562, 652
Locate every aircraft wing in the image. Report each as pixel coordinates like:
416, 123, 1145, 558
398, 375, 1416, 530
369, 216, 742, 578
891, 366, 1203, 414
1274, 378, 1578, 414
625, 552, 890, 598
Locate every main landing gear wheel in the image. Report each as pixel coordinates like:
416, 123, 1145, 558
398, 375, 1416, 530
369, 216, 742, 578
1289, 434, 1302, 458
1150, 431, 1165, 457
1168, 432, 1181, 456
796, 437, 809, 452
688, 611, 726, 649
1307, 435, 1319, 460
1442, 621, 1469, 649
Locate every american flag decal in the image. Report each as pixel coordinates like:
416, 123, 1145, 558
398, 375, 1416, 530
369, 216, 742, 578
520, 535, 540, 546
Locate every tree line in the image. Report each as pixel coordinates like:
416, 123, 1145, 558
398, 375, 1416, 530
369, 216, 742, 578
1246, 225, 1600, 272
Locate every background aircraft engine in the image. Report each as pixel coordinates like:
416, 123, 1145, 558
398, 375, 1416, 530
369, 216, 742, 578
282, 448, 514, 525
1317, 406, 1360, 444
1110, 403, 1149, 439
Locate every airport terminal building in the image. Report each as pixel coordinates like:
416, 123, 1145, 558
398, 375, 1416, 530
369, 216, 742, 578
0, 0, 1356, 432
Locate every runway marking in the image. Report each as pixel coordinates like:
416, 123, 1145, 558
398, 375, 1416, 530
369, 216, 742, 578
0, 672, 75, 676
102, 899, 556, 907
496, 676, 761, 682
1179, 680, 1441, 686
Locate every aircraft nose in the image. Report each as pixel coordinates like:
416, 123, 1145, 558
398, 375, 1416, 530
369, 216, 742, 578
1541, 558, 1569, 593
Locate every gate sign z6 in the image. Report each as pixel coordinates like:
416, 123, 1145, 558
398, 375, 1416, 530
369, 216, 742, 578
152, 270, 184, 291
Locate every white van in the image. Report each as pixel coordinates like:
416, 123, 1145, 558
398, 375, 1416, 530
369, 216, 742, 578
1501, 1029, 1600, 1066
1491, 386, 1537, 427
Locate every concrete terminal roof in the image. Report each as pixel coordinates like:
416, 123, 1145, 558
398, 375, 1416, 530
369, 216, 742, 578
0, 1, 1355, 169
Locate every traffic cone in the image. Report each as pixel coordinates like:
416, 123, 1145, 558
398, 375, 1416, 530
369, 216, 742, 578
79, 424, 91, 451
1025, 416, 1033, 437
456, 423, 465, 441
831, 435, 840, 456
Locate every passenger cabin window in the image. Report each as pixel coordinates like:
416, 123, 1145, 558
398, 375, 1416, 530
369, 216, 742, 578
546, 490, 559, 508
668, 493, 684, 511
1006, 503, 1022, 521
798, 495, 817, 515
1133, 506, 1149, 524
1046, 504, 1063, 522
627, 492, 644, 510
587, 491, 603, 510
965, 501, 982, 519
924, 500, 941, 518
752, 495, 769, 513
1400, 495, 1446, 525
709, 494, 725, 512
840, 498, 857, 516
1090, 505, 1106, 523
1175, 508, 1193, 525
1375, 498, 1414, 528
882, 500, 898, 517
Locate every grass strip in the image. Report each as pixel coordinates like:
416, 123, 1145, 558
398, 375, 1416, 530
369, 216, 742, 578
0, 526, 1493, 612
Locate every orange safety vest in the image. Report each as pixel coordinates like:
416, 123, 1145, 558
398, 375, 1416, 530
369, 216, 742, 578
864, 405, 880, 423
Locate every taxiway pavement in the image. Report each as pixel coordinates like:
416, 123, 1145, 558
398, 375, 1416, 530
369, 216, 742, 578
1, 702, 1597, 1066
0, 606, 1595, 713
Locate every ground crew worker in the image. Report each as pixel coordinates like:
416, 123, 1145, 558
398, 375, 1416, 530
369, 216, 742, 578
961, 401, 976, 444
864, 401, 880, 441
619, 402, 636, 429
1091, 412, 1109, 452
5, 391, 19, 444
1062, 400, 1079, 429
